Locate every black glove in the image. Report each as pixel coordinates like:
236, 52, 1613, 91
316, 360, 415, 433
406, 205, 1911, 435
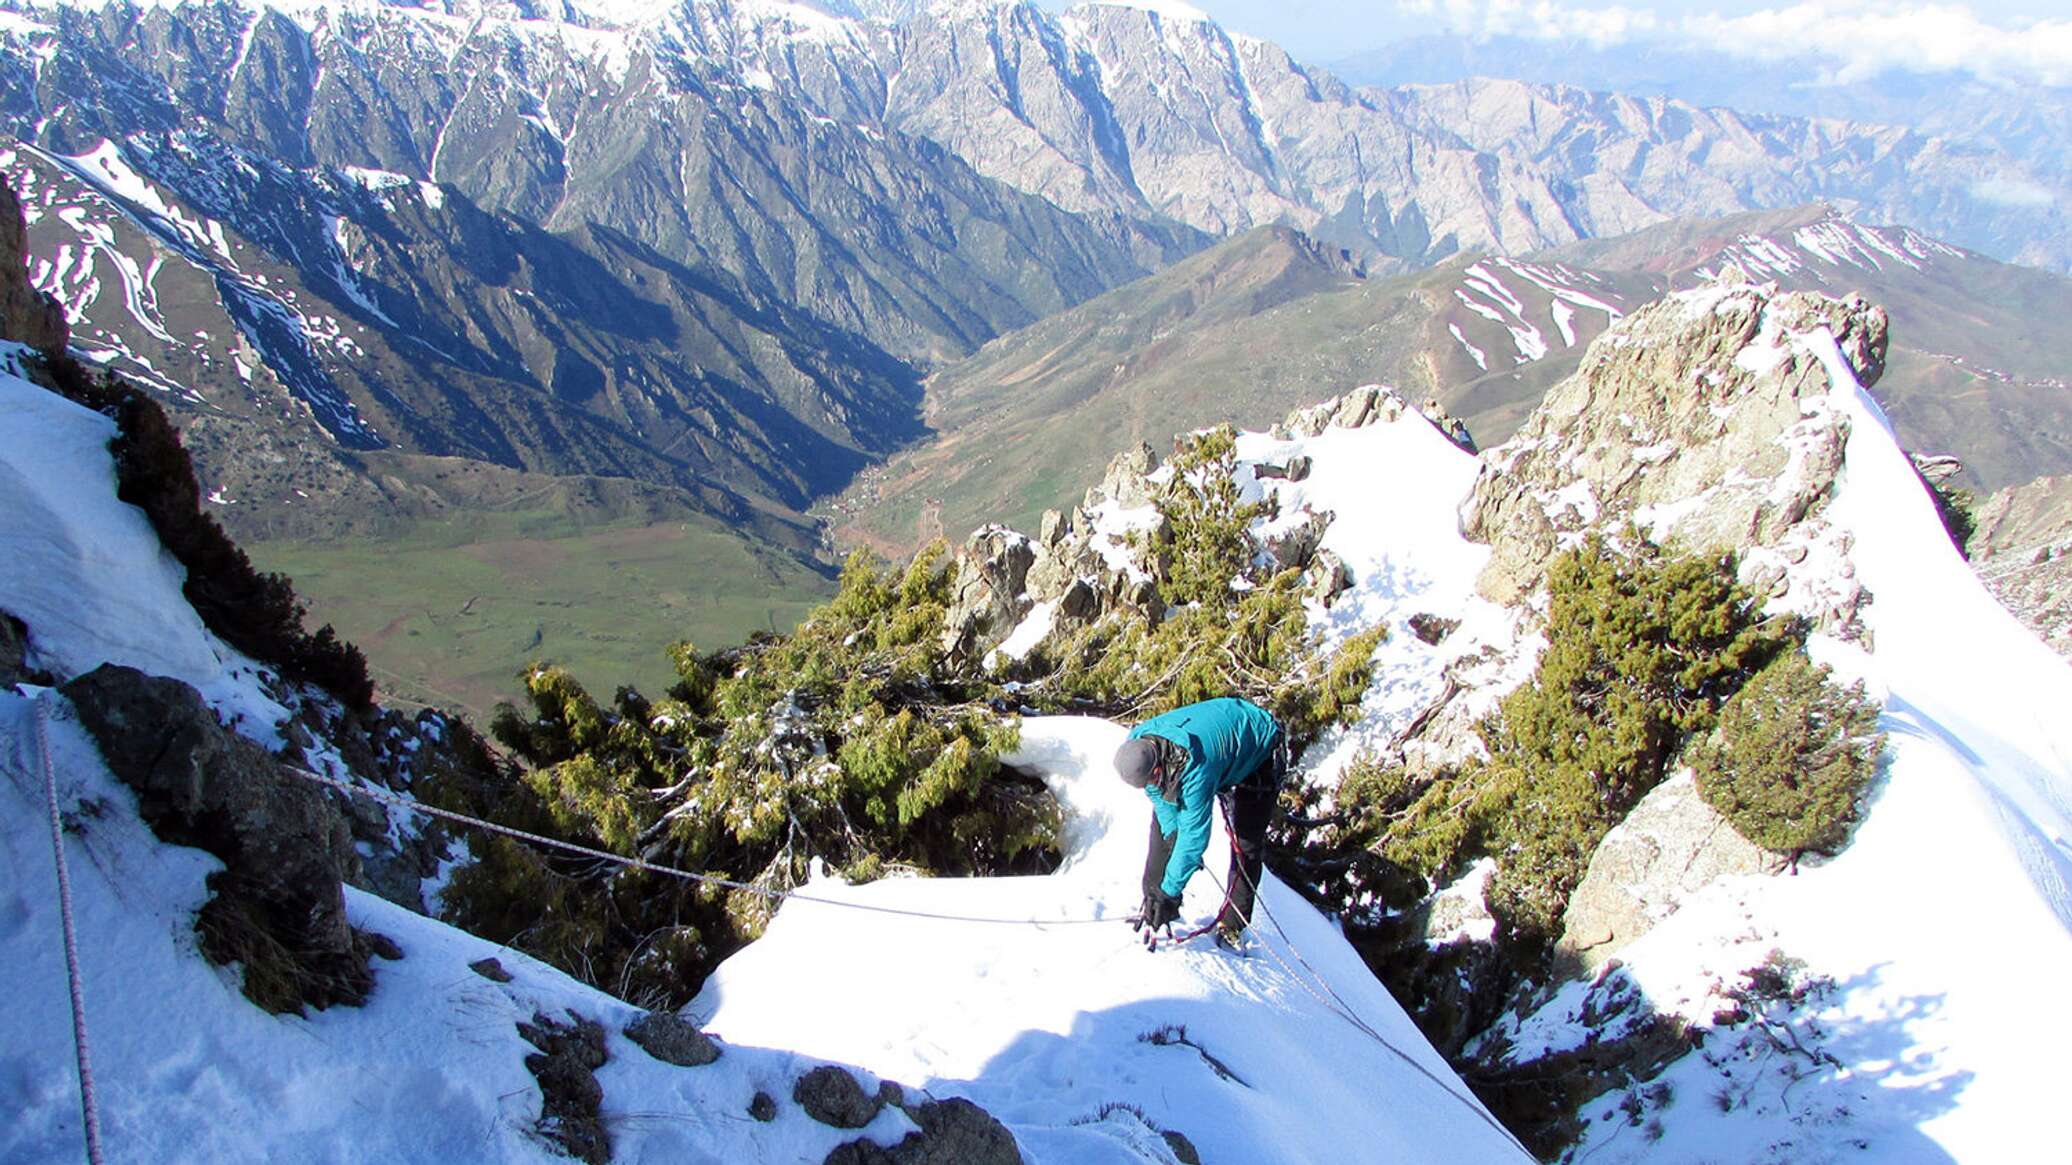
1133, 890, 1182, 933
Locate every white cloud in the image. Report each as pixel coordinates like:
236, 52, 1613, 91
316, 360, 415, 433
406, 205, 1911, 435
1400, 0, 1661, 48
1400, 0, 2072, 87
1969, 176, 2058, 209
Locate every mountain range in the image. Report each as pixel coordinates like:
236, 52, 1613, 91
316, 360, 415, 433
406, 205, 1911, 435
2, 0, 2067, 709
1327, 31, 2072, 241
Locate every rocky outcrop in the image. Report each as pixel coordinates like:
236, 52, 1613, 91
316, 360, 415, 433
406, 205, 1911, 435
1462, 282, 1887, 638
1271, 384, 1420, 440
1262, 508, 1333, 572
1555, 772, 1775, 976
0, 180, 66, 353
1969, 472, 2072, 660
61, 663, 372, 1012
941, 527, 1038, 658
941, 447, 1164, 665
938, 384, 1457, 662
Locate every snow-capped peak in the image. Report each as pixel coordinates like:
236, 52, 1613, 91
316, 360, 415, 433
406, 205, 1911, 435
1070, 0, 1209, 21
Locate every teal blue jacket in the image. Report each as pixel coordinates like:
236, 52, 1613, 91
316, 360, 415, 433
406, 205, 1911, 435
1131, 697, 1281, 898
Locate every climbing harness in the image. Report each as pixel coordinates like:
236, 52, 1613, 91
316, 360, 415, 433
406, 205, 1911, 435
32, 695, 108, 1165
283, 765, 1114, 928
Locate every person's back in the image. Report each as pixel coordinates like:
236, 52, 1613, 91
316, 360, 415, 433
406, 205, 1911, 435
1115, 697, 1285, 946
1127, 697, 1280, 797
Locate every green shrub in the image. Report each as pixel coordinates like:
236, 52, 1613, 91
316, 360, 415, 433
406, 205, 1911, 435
1474, 533, 1799, 943
1289, 534, 1802, 950
1146, 425, 1271, 607
438, 542, 1061, 1007
1691, 650, 1883, 860
439, 427, 1388, 1005
1023, 425, 1385, 749
1030, 571, 1386, 747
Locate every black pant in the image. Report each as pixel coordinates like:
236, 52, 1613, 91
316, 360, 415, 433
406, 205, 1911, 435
1140, 745, 1285, 930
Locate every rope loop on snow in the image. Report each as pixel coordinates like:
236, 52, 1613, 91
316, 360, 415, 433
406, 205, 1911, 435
1208, 852, 1536, 1160
35, 694, 108, 1165
284, 765, 1114, 928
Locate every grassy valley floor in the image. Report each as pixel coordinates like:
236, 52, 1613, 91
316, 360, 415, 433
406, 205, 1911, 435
249, 512, 832, 721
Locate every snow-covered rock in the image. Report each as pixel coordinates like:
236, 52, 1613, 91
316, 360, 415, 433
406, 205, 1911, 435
1554, 771, 1773, 976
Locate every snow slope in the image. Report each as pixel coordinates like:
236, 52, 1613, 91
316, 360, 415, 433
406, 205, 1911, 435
0, 366, 951, 1163
0, 691, 965, 1164
0, 365, 1526, 1162
1496, 314, 2072, 1162
697, 716, 1529, 1164
0, 352, 284, 729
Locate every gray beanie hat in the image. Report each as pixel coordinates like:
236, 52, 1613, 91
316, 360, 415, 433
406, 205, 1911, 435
1114, 737, 1161, 788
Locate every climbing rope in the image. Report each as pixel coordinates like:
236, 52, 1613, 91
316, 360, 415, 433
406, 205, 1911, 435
1206, 841, 1536, 1160
283, 765, 1113, 928
22, 696, 1523, 1157
34, 695, 108, 1165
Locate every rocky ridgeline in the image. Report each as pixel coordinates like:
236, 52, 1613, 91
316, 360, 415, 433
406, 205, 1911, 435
1416, 280, 1891, 967
938, 386, 1464, 665
1462, 278, 1887, 630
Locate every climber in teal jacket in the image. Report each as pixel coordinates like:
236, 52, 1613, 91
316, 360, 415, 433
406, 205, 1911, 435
1114, 696, 1285, 945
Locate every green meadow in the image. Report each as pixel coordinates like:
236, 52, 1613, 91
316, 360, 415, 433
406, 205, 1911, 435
249, 513, 833, 722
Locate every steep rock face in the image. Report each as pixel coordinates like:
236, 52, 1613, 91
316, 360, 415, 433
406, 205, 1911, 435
2, 0, 1194, 367
0, 0, 1200, 540
858, 3, 2064, 270
1462, 281, 1887, 632
0, 178, 64, 351
940, 525, 1038, 658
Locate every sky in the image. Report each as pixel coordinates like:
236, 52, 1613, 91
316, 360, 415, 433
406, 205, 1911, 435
1039, 1, 2072, 86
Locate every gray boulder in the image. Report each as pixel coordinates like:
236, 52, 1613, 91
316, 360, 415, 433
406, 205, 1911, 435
62, 664, 371, 1012
1305, 550, 1353, 608
824, 1095, 1023, 1165
795, 1065, 884, 1130
1556, 771, 1775, 975
941, 527, 1038, 660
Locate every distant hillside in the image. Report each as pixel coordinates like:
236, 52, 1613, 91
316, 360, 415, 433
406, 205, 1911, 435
840, 205, 2072, 556
828, 225, 1647, 553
